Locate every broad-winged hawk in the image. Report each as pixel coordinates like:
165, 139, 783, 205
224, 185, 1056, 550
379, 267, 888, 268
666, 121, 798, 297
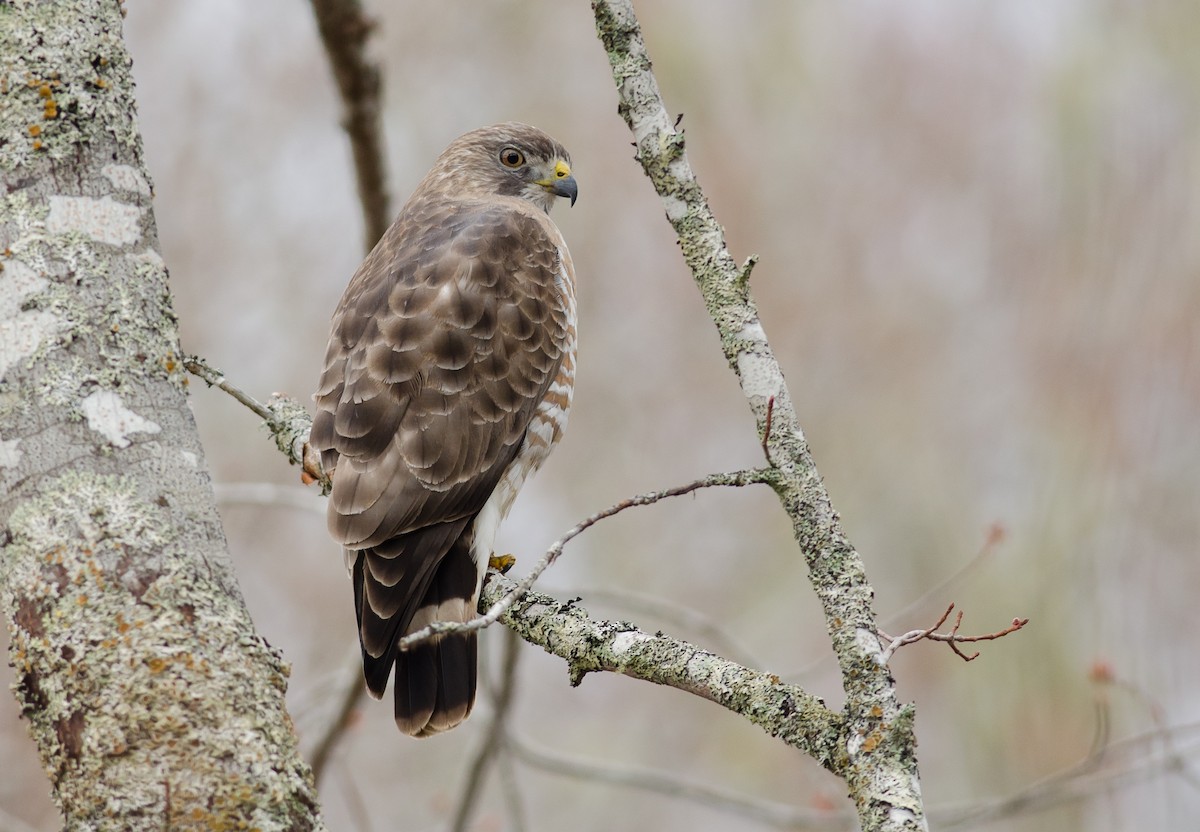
312, 123, 578, 736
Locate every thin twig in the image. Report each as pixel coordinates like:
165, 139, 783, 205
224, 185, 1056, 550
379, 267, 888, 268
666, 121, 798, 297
935, 722, 1200, 828
451, 628, 522, 832
183, 355, 271, 421
508, 733, 850, 831
184, 355, 330, 492
782, 524, 1007, 682
877, 603, 1028, 665
308, 0, 390, 252
400, 468, 777, 651
308, 645, 367, 786
213, 482, 325, 516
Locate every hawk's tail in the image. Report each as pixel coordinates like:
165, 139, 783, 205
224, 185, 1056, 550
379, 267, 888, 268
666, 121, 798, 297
392, 539, 479, 736
351, 528, 480, 738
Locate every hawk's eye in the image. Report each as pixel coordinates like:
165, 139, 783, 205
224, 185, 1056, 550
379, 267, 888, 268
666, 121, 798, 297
499, 148, 525, 168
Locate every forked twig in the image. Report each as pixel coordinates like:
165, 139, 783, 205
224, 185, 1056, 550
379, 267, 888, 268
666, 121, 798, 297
877, 603, 1029, 665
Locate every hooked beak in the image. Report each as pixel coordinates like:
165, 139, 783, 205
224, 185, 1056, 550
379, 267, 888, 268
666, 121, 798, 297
551, 174, 578, 206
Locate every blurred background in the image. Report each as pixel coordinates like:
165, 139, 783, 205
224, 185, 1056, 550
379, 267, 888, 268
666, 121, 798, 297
4, 0, 1199, 829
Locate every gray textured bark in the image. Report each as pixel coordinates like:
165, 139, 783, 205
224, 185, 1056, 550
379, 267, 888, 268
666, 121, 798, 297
0, 2, 323, 829
590, 2, 927, 829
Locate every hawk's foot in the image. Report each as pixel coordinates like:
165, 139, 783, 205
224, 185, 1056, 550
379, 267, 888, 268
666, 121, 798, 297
488, 554, 517, 574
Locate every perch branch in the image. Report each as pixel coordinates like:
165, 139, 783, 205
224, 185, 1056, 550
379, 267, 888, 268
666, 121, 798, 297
480, 571, 845, 770
399, 468, 777, 651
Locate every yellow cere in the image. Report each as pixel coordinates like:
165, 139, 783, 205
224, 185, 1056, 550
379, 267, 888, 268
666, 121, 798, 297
554, 160, 571, 179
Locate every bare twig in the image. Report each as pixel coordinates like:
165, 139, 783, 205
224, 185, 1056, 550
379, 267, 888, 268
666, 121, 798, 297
307, 645, 367, 786
184, 355, 331, 493
399, 468, 777, 651
783, 524, 1007, 682
936, 722, 1200, 828
183, 355, 271, 421
877, 603, 1028, 665
451, 628, 522, 832
308, 0, 390, 252
213, 482, 325, 516
508, 733, 851, 831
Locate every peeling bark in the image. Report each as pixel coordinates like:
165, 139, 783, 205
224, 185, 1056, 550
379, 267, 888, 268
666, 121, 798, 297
0, 2, 324, 829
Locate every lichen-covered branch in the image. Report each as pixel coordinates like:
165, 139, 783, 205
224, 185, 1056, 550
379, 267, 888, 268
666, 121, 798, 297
589, 2, 926, 829
0, 3, 323, 828
482, 572, 845, 770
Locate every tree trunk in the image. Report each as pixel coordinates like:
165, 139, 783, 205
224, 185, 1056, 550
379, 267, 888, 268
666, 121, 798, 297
0, 2, 324, 828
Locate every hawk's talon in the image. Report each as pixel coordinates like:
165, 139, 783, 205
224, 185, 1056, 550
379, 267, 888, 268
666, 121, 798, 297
489, 554, 517, 574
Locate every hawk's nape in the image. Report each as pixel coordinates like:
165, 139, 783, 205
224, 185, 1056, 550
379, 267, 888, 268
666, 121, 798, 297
311, 123, 578, 736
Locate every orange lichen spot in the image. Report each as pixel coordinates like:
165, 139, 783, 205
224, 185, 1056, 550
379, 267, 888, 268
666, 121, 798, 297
94, 77, 108, 89
861, 731, 882, 753
147, 657, 168, 673
38, 83, 52, 98
32, 140, 43, 151
111, 323, 120, 333
870, 705, 883, 718
28, 124, 41, 137
76, 595, 88, 606
163, 354, 178, 373
44, 99, 58, 120
116, 614, 130, 634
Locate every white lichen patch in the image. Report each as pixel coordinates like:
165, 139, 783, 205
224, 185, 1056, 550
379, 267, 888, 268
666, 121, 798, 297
8, 469, 171, 553
0, 258, 48, 319
736, 350, 782, 401
46, 195, 142, 247
101, 164, 151, 196
0, 310, 61, 378
855, 626, 884, 665
611, 630, 652, 656
0, 256, 60, 377
662, 195, 688, 222
180, 450, 198, 468
0, 435, 22, 468
81, 390, 161, 448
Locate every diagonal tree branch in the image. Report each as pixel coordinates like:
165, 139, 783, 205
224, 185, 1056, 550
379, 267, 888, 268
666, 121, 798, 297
480, 572, 844, 769
589, 2, 926, 829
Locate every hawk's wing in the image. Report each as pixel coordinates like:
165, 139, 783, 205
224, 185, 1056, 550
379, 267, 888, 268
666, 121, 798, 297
311, 199, 570, 701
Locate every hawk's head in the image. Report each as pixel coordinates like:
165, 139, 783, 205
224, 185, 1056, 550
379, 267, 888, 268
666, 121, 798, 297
424, 122, 578, 214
